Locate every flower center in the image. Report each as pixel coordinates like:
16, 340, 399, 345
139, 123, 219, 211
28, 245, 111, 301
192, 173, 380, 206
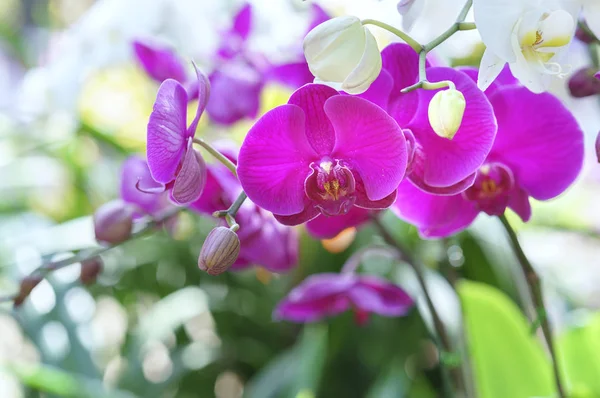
305, 158, 356, 216
462, 163, 515, 216
517, 9, 574, 77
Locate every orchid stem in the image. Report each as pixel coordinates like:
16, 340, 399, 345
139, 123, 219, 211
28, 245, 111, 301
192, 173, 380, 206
402, 0, 474, 93
214, 192, 248, 221
361, 19, 422, 53
498, 214, 565, 398
192, 137, 238, 178
371, 215, 462, 398
0, 206, 184, 304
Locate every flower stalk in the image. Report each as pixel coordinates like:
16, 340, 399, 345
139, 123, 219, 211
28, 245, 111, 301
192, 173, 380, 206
193, 137, 238, 177
499, 214, 565, 398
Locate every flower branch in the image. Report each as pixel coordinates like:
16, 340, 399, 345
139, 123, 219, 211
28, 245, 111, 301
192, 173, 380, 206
192, 137, 238, 177
499, 214, 565, 398
0, 206, 183, 305
361, 19, 422, 53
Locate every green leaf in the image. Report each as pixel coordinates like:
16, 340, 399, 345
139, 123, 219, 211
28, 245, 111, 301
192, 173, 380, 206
289, 323, 328, 396
458, 281, 554, 398
365, 359, 408, 398
558, 314, 600, 396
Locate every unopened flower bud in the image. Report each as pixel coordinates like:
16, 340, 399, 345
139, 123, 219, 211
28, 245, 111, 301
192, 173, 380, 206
14, 275, 43, 307
303, 16, 382, 94
198, 227, 240, 275
575, 25, 596, 44
80, 257, 103, 285
428, 88, 466, 140
93, 200, 135, 244
568, 68, 600, 98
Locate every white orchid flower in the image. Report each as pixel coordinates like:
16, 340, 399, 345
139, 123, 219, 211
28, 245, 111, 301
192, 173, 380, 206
474, 0, 581, 93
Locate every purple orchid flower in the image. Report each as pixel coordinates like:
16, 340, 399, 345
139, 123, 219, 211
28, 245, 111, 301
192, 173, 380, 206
274, 272, 413, 324
392, 68, 585, 238
190, 145, 299, 273
305, 207, 371, 239
120, 156, 171, 218
146, 65, 210, 205
237, 83, 408, 226
360, 43, 497, 194
132, 40, 187, 84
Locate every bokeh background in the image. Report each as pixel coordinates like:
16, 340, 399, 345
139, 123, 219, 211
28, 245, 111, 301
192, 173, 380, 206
1, 0, 600, 397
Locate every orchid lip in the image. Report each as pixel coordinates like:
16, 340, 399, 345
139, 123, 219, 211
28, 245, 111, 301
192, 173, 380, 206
305, 157, 357, 217
462, 162, 515, 216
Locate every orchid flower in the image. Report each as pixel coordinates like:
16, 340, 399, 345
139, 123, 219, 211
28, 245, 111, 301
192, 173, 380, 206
237, 83, 408, 226
473, 0, 580, 93
392, 68, 584, 238
274, 273, 413, 324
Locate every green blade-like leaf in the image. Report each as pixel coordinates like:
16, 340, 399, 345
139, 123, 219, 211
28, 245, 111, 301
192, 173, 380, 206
458, 281, 554, 398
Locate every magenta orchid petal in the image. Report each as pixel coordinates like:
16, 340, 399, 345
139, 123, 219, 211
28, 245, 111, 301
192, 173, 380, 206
275, 206, 320, 226
348, 277, 414, 316
238, 104, 317, 215
171, 141, 207, 205
233, 3, 252, 41
354, 179, 397, 209
146, 79, 188, 183
488, 87, 584, 200
132, 40, 187, 83
120, 156, 166, 216
460, 65, 519, 95
305, 207, 371, 239
407, 67, 496, 188
409, 164, 477, 196
288, 83, 338, 155
187, 63, 211, 137
327, 95, 407, 201
381, 43, 426, 126
508, 187, 532, 222
188, 167, 227, 215
356, 69, 393, 109
393, 180, 478, 239
268, 62, 314, 89
308, 4, 331, 32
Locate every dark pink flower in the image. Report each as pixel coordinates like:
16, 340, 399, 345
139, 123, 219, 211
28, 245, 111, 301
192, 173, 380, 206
146, 65, 209, 205
274, 273, 413, 324
393, 69, 585, 238
305, 207, 371, 239
120, 156, 171, 218
237, 84, 408, 226
190, 146, 298, 273
360, 43, 497, 194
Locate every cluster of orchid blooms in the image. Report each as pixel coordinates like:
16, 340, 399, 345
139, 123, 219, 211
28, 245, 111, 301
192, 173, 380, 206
91, 0, 597, 330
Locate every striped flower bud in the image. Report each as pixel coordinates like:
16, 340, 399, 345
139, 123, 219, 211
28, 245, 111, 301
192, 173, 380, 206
198, 227, 240, 275
428, 88, 466, 140
93, 200, 135, 245
14, 275, 43, 307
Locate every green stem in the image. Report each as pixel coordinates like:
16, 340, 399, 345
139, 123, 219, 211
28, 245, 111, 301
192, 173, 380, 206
499, 215, 565, 398
192, 138, 238, 177
423, 0, 473, 53
371, 216, 461, 398
214, 192, 248, 220
361, 19, 422, 53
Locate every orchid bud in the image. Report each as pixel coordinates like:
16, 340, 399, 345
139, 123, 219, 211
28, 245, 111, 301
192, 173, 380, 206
198, 227, 240, 275
568, 68, 600, 98
428, 88, 466, 140
93, 200, 135, 244
14, 275, 43, 307
303, 16, 382, 94
80, 257, 103, 285
575, 26, 596, 44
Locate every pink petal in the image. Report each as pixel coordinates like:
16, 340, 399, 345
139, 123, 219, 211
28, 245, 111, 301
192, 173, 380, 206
459, 65, 519, 95
274, 294, 350, 322
233, 3, 252, 40
120, 156, 166, 216
238, 105, 318, 215
354, 175, 397, 209
327, 95, 407, 201
381, 43, 426, 126
171, 141, 207, 205
407, 67, 497, 188
349, 276, 413, 316
409, 155, 477, 195
488, 87, 584, 200
186, 63, 210, 138
274, 205, 320, 226
307, 4, 330, 32
288, 84, 338, 155
393, 180, 479, 239
508, 186, 532, 222
305, 207, 371, 239
132, 40, 187, 83
268, 62, 314, 89
146, 79, 188, 183
356, 69, 393, 109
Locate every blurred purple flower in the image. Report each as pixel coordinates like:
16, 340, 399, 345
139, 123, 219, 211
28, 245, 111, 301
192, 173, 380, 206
359, 43, 497, 195
237, 84, 407, 226
393, 68, 585, 238
120, 156, 171, 218
190, 146, 298, 273
133, 40, 187, 84
274, 273, 413, 324
146, 65, 210, 205
568, 67, 600, 98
